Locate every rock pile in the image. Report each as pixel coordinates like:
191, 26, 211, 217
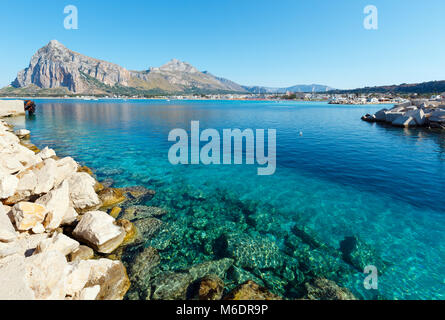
361, 99, 445, 128
0, 119, 131, 300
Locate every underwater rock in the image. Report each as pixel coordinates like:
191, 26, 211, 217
303, 278, 357, 300
339, 236, 387, 273
98, 188, 126, 208
116, 219, 140, 246
151, 271, 193, 300
126, 246, 160, 299
216, 233, 283, 269
133, 217, 162, 239
122, 205, 166, 221
188, 274, 224, 300
227, 265, 265, 287
188, 258, 234, 281
223, 280, 282, 300
298, 247, 352, 280
122, 186, 155, 200
109, 207, 122, 219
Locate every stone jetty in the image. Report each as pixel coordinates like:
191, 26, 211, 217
361, 99, 445, 129
0, 117, 132, 300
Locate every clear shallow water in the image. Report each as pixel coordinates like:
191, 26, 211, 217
9, 99, 445, 300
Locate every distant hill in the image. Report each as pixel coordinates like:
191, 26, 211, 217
331, 81, 445, 95
242, 84, 334, 94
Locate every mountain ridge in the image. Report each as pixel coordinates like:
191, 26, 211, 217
5, 40, 334, 96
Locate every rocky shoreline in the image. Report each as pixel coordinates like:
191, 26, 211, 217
361, 99, 445, 129
1, 110, 362, 300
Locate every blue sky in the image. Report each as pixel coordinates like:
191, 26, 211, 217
0, 0, 444, 89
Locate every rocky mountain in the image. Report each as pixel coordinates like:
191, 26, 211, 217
242, 84, 334, 94
9, 40, 248, 95
6, 40, 333, 96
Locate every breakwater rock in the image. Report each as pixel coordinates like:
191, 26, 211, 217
0, 119, 134, 300
361, 100, 445, 128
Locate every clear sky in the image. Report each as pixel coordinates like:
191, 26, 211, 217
0, 0, 444, 89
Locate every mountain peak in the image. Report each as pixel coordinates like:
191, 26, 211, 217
46, 40, 66, 50
157, 59, 199, 73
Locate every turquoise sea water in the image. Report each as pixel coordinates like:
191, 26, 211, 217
9, 99, 445, 300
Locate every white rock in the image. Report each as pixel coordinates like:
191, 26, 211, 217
0, 173, 19, 199
0, 254, 35, 300
37, 146, 56, 160
12, 201, 48, 231
61, 206, 79, 226
35, 232, 80, 256
385, 111, 405, 123
68, 172, 101, 210
429, 109, 445, 122
73, 211, 125, 254
0, 100, 25, 118
36, 180, 70, 230
374, 109, 387, 121
25, 250, 69, 300
33, 158, 57, 194
392, 115, 417, 127
0, 203, 17, 242
11, 169, 37, 203
64, 260, 93, 297
405, 108, 426, 126
31, 223, 46, 234
79, 285, 100, 300
54, 157, 78, 187
15, 129, 30, 139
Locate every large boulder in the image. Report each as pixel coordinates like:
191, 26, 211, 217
33, 159, 57, 194
405, 108, 426, 125
36, 180, 70, 230
12, 202, 47, 231
80, 258, 130, 300
67, 172, 101, 211
0, 203, 17, 242
73, 211, 125, 254
373, 109, 388, 122
0, 173, 19, 199
392, 115, 417, 127
0, 254, 35, 300
35, 232, 80, 256
36, 146, 56, 160
54, 157, 78, 187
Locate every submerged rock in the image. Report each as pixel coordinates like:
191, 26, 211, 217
133, 217, 162, 239
98, 188, 126, 208
188, 258, 234, 281
339, 236, 387, 273
223, 280, 282, 300
303, 278, 356, 300
122, 205, 167, 221
216, 233, 283, 269
188, 274, 224, 300
151, 271, 193, 300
